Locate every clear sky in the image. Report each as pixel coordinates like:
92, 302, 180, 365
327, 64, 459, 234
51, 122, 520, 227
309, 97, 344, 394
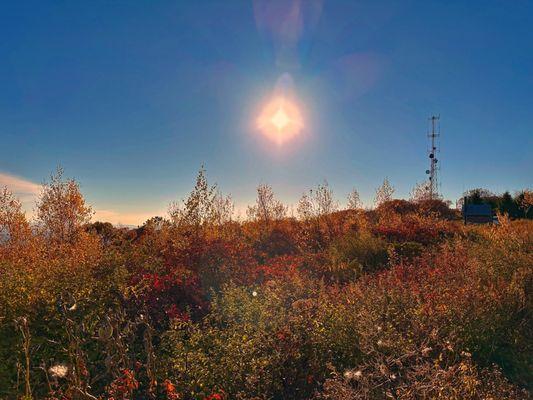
1, 1, 532, 225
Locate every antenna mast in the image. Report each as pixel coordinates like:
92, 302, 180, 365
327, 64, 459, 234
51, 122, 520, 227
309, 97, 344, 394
426, 115, 440, 199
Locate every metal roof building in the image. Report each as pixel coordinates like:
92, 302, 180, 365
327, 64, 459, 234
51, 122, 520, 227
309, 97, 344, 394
463, 203, 493, 224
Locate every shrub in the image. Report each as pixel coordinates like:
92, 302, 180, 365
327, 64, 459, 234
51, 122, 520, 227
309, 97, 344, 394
327, 230, 389, 281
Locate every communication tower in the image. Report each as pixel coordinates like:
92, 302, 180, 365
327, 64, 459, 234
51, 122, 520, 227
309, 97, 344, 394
425, 115, 440, 199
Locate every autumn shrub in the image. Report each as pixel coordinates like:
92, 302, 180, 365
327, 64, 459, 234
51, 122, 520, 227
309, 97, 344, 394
416, 198, 460, 219
389, 241, 425, 262
376, 199, 418, 215
131, 267, 207, 325
327, 230, 389, 281
373, 212, 457, 245
1, 169, 531, 399
244, 220, 300, 260
315, 358, 530, 400
161, 276, 362, 399
337, 223, 532, 391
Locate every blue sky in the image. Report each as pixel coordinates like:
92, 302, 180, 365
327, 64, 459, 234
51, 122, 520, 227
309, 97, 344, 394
1, 1, 532, 224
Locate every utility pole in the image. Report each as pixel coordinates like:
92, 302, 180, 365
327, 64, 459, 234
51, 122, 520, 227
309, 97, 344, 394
426, 115, 440, 199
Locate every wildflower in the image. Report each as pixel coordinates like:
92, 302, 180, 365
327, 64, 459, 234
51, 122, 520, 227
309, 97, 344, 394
390, 374, 397, 380
354, 370, 363, 380
49, 364, 68, 378
252, 291, 258, 297
68, 303, 77, 311
461, 351, 472, 358
377, 339, 384, 347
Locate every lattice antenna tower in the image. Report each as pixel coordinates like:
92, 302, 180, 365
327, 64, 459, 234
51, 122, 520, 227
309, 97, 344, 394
425, 115, 440, 199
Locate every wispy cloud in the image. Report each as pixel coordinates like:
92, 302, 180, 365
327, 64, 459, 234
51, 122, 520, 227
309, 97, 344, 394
0, 170, 161, 226
0, 171, 42, 202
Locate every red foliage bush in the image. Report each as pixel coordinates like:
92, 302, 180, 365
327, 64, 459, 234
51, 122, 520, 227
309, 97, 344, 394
132, 267, 207, 324
254, 254, 306, 283
105, 369, 139, 400
416, 199, 459, 219
373, 213, 457, 245
376, 199, 418, 215
204, 392, 225, 400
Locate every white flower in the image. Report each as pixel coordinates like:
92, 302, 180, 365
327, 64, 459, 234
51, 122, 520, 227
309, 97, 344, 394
252, 291, 258, 297
354, 370, 363, 379
68, 303, 77, 311
49, 364, 68, 378
377, 339, 384, 347
390, 373, 397, 380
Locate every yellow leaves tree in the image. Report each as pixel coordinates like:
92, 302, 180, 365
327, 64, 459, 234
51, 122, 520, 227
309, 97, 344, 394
35, 167, 93, 244
0, 187, 32, 256
169, 166, 234, 239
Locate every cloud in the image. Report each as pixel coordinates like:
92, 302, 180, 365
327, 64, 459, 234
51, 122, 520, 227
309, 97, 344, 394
0, 171, 42, 202
0, 170, 163, 226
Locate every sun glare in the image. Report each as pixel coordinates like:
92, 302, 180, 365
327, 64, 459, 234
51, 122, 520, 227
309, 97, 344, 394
257, 97, 303, 144
271, 108, 290, 130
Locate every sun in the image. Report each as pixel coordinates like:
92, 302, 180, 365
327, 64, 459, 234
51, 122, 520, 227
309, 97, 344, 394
257, 97, 303, 144
271, 108, 290, 131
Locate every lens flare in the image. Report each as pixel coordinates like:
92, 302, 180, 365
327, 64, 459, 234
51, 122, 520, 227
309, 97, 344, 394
257, 97, 303, 144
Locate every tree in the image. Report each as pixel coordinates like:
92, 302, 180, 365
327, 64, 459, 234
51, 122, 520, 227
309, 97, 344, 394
0, 187, 31, 249
314, 181, 338, 217
169, 166, 235, 240
347, 188, 361, 210
374, 178, 394, 207
297, 181, 338, 220
296, 192, 313, 221
409, 182, 431, 203
247, 184, 286, 224
36, 167, 93, 243
516, 190, 533, 219
211, 190, 234, 226
499, 191, 518, 217
462, 188, 494, 205
295, 181, 339, 249
169, 166, 216, 230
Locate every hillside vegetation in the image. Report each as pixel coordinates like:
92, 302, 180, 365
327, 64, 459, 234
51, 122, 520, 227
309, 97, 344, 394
0, 169, 531, 399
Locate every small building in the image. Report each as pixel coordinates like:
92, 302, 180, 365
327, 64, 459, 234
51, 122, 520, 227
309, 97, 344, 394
463, 203, 493, 224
